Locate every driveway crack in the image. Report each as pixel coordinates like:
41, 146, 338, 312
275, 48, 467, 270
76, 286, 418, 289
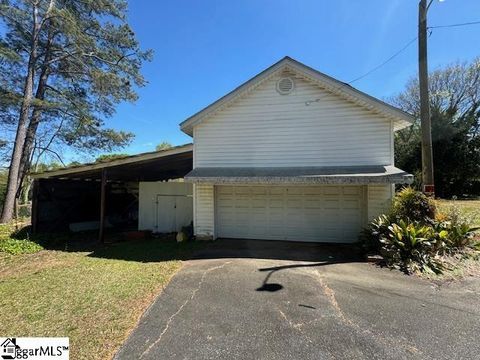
140, 261, 232, 358
311, 269, 426, 359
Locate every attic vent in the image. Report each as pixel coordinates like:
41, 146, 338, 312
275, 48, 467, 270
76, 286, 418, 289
276, 77, 294, 95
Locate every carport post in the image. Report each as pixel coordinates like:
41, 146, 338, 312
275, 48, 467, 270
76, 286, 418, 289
31, 179, 39, 234
99, 169, 107, 243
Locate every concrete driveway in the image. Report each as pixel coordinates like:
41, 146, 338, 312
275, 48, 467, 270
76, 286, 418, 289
115, 240, 480, 360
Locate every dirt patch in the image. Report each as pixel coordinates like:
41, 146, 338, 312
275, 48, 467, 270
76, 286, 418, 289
421, 252, 480, 284
0, 250, 77, 280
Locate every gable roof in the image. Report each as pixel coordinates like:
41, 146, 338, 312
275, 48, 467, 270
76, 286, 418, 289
179, 56, 414, 136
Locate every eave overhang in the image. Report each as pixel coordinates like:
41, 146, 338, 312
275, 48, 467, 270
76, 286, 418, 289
185, 166, 413, 185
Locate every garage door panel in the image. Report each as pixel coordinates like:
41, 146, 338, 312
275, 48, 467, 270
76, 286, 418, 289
268, 200, 284, 208
286, 187, 303, 195
286, 200, 303, 209
323, 199, 340, 209
324, 186, 341, 195
343, 187, 361, 195
216, 185, 364, 243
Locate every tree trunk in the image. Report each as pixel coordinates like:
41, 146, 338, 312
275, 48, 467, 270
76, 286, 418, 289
0, 4, 40, 223
17, 27, 55, 199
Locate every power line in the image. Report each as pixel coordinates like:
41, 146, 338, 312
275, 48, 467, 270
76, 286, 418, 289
348, 36, 418, 84
305, 35, 420, 105
345, 20, 480, 85
429, 20, 480, 29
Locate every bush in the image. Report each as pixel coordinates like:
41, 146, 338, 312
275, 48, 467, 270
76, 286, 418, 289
360, 214, 390, 253
437, 204, 480, 250
361, 188, 479, 275
361, 188, 436, 254
380, 220, 444, 274
391, 187, 436, 223
0, 223, 43, 255
446, 223, 479, 249
0, 238, 43, 255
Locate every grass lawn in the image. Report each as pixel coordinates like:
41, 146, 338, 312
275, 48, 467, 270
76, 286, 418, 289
436, 199, 480, 226
0, 234, 201, 360
427, 199, 480, 280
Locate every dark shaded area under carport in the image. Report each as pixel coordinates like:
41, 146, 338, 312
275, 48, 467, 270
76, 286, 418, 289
31, 146, 193, 235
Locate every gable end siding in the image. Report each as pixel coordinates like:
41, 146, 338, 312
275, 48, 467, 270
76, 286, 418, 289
194, 73, 392, 168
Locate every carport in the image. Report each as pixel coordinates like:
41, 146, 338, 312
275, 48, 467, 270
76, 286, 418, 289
31, 144, 193, 241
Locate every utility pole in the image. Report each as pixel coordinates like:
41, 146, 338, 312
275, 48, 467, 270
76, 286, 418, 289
418, 0, 435, 196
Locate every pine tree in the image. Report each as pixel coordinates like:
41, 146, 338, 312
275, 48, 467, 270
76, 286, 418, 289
0, 0, 152, 222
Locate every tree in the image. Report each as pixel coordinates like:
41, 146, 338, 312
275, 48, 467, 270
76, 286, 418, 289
95, 153, 129, 163
0, 168, 7, 208
156, 141, 173, 151
391, 58, 480, 198
0, 0, 152, 222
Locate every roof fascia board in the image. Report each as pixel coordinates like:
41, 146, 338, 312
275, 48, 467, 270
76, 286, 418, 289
31, 144, 193, 179
185, 175, 413, 185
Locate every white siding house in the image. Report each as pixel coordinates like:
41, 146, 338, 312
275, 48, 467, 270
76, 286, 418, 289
181, 57, 413, 243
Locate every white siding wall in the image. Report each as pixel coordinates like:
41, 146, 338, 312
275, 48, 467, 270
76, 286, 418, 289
367, 184, 393, 221
194, 73, 392, 168
194, 184, 215, 239
138, 182, 193, 232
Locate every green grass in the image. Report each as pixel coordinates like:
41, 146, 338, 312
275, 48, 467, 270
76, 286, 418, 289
436, 199, 480, 226
0, 237, 202, 360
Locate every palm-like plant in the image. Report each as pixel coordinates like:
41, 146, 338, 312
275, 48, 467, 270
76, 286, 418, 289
380, 220, 443, 274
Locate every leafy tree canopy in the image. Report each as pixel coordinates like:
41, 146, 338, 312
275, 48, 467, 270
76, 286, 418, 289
156, 141, 173, 151
95, 153, 129, 163
391, 58, 480, 198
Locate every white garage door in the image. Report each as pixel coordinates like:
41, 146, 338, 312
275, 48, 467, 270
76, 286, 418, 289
216, 185, 364, 243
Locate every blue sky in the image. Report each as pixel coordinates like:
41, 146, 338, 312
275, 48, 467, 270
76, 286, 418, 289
24, 1, 480, 160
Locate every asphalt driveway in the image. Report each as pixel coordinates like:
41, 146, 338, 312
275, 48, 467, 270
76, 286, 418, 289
115, 240, 480, 360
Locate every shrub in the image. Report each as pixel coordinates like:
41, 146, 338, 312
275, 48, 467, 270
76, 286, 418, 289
0, 223, 43, 255
361, 189, 479, 275
360, 214, 390, 253
438, 203, 480, 250
361, 187, 437, 254
391, 187, 436, 223
0, 238, 43, 255
446, 223, 479, 249
379, 220, 444, 274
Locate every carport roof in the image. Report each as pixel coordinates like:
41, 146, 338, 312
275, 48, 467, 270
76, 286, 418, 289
185, 165, 413, 185
31, 144, 193, 181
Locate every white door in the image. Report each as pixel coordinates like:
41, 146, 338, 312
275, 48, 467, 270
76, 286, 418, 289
156, 195, 193, 233
215, 185, 364, 243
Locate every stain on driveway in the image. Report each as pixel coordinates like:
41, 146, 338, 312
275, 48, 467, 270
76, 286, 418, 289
115, 241, 480, 360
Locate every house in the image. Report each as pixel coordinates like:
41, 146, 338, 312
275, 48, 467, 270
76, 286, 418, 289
1, 338, 19, 358
31, 56, 412, 243
181, 56, 413, 243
